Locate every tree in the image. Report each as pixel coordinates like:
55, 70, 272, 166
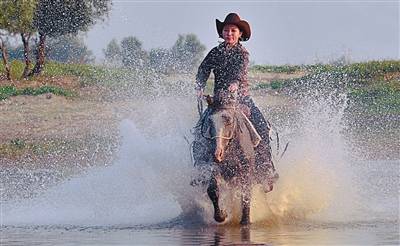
46, 35, 94, 64
149, 48, 172, 74
30, 0, 111, 75
0, 0, 38, 79
120, 36, 148, 69
103, 38, 121, 66
171, 34, 206, 73
14, 0, 37, 78
0, 35, 11, 80
0, 3, 12, 80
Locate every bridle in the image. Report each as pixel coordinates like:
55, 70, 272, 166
200, 106, 238, 141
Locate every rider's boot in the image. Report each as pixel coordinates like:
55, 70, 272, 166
255, 138, 279, 193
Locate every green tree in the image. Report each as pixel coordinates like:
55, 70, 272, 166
171, 34, 206, 73
120, 36, 148, 69
0, 0, 38, 79
103, 38, 121, 66
30, 0, 111, 75
13, 0, 37, 78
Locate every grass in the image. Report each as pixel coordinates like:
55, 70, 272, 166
251, 60, 400, 116
348, 80, 400, 114
253, 80, 285, 90
251, 60, 400, 88
0, 60, 156, 99
1, 59, 399, 110
43, 62, 121, 87
0, 60, 132, 86
250, 64, 304, 74
255, 60, 400, 89
270, 80, 285, 90
0, 85, 75, 100
305, 60, 400, 80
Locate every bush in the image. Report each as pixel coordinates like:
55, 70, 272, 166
0, 86, 18, 100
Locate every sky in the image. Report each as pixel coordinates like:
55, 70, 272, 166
85, 0, 399, 65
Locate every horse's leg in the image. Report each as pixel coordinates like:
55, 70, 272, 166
207, 176, 227, 223
240, 183, 251, 225
240, 162, 252, 225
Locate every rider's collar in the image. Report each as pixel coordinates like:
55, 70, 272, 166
218, 42, 241, 52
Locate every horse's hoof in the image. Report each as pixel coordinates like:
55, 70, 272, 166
263, 184, 274, 193
214, 209, 227, 223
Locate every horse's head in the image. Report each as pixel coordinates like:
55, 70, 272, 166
203, 90, 239, 163
202, 90, 261, 163
209, 107, 237, 163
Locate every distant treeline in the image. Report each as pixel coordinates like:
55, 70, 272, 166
6, 35, 95, 64
4, 32, 206, 74
103, 34, 206, 74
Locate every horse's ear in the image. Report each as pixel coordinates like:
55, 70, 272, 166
239, 112, 261, 147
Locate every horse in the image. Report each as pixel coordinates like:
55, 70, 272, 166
192, 94, 268, 225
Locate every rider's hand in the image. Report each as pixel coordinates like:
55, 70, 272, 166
228, 83, 239, 92
196, 89, 204, 99
239, 104, 251, 117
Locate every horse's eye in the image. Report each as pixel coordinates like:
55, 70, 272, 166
223, 115, 233, 125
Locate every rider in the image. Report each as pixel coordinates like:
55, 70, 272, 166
194, 13, 277, 191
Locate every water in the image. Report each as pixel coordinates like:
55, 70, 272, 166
1, 92, 399, 245
1, 221, 398, 245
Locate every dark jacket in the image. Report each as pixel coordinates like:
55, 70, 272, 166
195, 42, 250, 101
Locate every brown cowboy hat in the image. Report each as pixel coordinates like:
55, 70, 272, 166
216, 13, 251, 41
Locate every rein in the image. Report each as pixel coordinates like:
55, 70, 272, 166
197, 97, 203, 118
197, 94, 238, 141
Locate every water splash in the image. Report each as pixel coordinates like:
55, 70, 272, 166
251, 91, 354, 224
1, 89, 397, 227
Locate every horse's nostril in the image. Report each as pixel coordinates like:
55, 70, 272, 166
214, 149, 224, 163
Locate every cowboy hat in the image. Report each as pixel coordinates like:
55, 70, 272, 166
216, 13, 251, 41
